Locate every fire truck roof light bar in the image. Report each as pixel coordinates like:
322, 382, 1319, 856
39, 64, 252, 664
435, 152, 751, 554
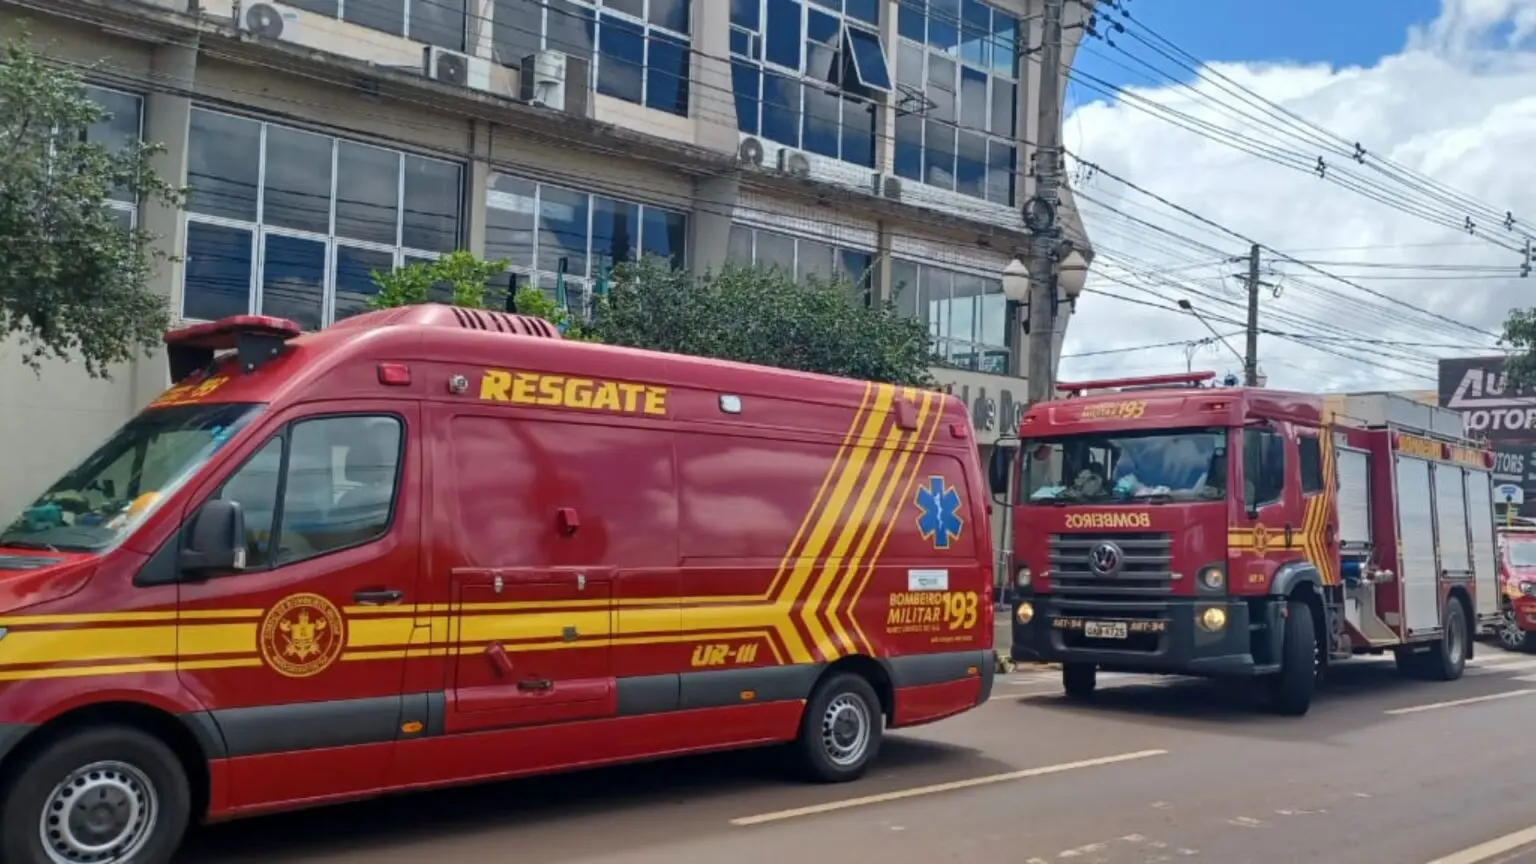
1056, 371, 1216, 397
163, 314, 303, 381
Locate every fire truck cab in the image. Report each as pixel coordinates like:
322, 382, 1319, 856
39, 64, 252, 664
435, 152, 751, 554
991, 372, 1502, 715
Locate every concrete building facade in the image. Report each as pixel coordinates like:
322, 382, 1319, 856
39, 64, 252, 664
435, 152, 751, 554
0, 0, 1093, 567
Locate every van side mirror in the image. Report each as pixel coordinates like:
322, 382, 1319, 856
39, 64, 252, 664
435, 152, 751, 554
181, 499, 247, 575
988, 445, 1014, 500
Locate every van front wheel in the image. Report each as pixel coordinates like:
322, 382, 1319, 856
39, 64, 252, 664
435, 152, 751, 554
0, 726, 190, 864
793, 673, 883, 784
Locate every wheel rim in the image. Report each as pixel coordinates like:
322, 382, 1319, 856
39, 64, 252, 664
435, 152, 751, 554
820, 694, 872, 768
1447, 610, 1467, 664
38, 761, 158, 864
1500, 609, 1525, 649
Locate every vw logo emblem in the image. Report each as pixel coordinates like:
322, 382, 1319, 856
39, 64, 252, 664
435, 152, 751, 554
1088, 541, 1122, 575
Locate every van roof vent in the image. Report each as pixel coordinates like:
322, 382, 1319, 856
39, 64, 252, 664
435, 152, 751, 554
449, 306, 561, 337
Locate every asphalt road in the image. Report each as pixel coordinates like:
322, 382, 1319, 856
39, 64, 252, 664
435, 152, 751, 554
177, 643, 1536, 864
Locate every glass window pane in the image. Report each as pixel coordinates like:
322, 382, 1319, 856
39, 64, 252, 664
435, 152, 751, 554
334, 246, 395, 322
796, 239, 833, 283
890, 259, 920, 317
926, 267, 952, 345
894, 112, 923, 180
485, 174, 537, 269
111, 207, 134, 233
183, 222, 253, 320
727, 223, 754, 265
845, 27, 892, 91
640, 206, 687, 268
335, 142, 400, 245
410, 0, 466, 49
608, 0, 644, 16
927, 54, 955, 122
802, 86, 840, 158
732, 60, 762, 134
755, 229, 795, 272
956, 130, 987, 198
343, 0, 405, 36
403, 156, 461, 251
493, 0, 542, 66
598, 13, 645, 104
805, 8, 840, 84
764, 0, 802, 69
986, 140, 1015, 205
646, 32, 692, 115
262, 127, 333, 234
85, 87, 141, 202
896, 41, 923, 88
898, 0, 924, 42
285, 0, 338, 14
978, 280, 1005, 346
280, 416, 401, 562
845, 0, 878, 26
840, 95, 876, 167
960, 0, 990, 67
592, 196, 640, 273
548, 0, 597, 65
928, 0, 959, 53
989, 80, 1015, 137
731, 0, 760, 30
924, 119, 956, 189
217, 437, 283, 569
761, 72, 801, 147
537, 185, 589, 277
187, 110, 260, 222
838, 249, 873, 300
991, 13, 1017, 76
951, 273, 983, 343
260, 234, 326, 331
650, 0, 690, 32
960, 65, 987, 131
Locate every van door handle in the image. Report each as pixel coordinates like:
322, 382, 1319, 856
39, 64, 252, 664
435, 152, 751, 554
353, 588, 403, 605
517, 678, 553, 692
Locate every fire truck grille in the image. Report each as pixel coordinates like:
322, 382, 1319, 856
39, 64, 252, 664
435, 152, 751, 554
1048, 532, 1173, 596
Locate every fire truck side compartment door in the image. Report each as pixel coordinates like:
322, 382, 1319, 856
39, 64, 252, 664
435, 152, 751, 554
1395, 455, 1441, 634
1466, 469, 1500, 619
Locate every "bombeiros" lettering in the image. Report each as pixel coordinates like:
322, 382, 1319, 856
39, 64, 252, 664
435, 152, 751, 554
1064, 511, 1152, 529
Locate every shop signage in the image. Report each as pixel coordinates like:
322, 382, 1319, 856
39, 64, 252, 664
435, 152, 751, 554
930, 368, 1029, 445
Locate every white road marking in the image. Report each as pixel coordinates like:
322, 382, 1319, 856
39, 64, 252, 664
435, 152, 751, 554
1385, 689, 1536, 715
1424, 823, 1536, 864
728, 749, 1169, 826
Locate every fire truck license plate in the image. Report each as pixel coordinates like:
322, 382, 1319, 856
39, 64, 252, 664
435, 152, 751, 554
1085, 621, 1128, 639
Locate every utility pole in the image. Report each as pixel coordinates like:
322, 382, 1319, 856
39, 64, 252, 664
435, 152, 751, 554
1243, 243, 1261, 386
1024, 0, 1066, 410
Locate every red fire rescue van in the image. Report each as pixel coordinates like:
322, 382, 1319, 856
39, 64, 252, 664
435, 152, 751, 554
991, 372, 1501, 716
1494, 525, 1536, 651
0, 305, 993, 864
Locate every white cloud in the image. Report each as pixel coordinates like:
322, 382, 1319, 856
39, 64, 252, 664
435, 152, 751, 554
1059, 0, 1536, 393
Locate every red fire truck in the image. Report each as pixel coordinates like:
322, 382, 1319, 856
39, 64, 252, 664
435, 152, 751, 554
1494, 525, 1536, 651
991, 372, 1502, 716
0, 306, 994, 864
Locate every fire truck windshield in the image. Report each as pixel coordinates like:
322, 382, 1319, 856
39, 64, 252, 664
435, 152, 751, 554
0, 403, 260, 552
1021, 427, 1228, 504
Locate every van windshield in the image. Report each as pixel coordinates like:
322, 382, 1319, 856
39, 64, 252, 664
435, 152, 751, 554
0, 403, 260, 552
1021, 427, 1229, 504
1510, 541, 1536, 568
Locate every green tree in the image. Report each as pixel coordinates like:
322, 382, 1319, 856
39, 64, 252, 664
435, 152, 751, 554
594, 258, 936, 388
1501, 308, 1536, 387
366, 250, 594, 339
0, 31, 183, 377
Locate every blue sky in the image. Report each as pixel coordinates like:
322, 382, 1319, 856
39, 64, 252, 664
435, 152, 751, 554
1072, 0, 1443, 92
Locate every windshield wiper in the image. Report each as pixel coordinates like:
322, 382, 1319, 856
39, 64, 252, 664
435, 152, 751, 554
1132, 493, 1175, 504
0, 538, 59, 552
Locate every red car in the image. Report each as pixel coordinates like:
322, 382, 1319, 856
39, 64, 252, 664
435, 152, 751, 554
1496, 526, 1536, 651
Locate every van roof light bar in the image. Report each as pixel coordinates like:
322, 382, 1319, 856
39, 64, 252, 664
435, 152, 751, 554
163, 315, 303, 380
1055, 371, 1216, 398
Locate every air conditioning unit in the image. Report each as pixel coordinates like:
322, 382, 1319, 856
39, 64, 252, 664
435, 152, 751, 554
738, 137, 765, 167
872, 173, 902, 200
423, 46, 491, 92
518, 51, 590, 116
777, 148, 811, 177
236, 1, 298, 40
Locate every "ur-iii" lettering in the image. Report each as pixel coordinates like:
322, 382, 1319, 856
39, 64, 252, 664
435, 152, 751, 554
690, 642, 760, 667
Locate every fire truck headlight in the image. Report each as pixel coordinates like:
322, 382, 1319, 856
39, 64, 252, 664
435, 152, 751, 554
1198, 566, 1225, 591
1016, 602, 1035, 624
1521, 581, 1536, 597
1198, 606, 1228, 632
1016, 566, 1032, 588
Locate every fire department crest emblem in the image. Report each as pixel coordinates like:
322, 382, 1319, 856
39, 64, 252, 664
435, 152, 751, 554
260, 593, 346, 678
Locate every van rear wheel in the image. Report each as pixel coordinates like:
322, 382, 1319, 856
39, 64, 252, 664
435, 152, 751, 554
792, 673, 883, 784
0, 726, 190, 864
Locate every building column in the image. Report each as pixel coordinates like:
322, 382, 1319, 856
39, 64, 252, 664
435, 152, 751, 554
466, 120, 492, 259
874, 220, 896, 305
688, 174, 739, 276
876, 0, 898, 174
129, 38, 197, 412
691, 0, 739, 155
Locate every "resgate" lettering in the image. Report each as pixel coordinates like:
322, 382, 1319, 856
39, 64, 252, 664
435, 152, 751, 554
479, 369, 668, 416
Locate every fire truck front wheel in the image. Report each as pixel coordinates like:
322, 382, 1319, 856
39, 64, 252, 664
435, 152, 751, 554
0, 724, 190, 864
792, 673, 884, 784
1265, 599, 1317, 716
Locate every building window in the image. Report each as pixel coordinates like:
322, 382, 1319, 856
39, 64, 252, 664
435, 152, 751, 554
283, 0, 469, 51
730, 0, 890, 169
84, 85, 143, 230
894, 0, 1019, 205
726, 223, 875, 301
890, 258, 1008, 373
484, 172, 688, 316
491, 0, 692, 116
183, 108, 463, 330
